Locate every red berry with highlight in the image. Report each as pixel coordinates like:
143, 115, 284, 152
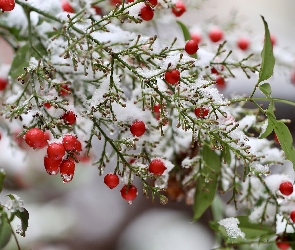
25, 128, 46, 149
209, 28, 223, 43
0, 78, 8, 90
185, 40, 199, 55
279, 181, 293, 196
59, 84, 71, 96
47, 142, 66, 160
62, 134, 82, 151
147, 0, 157, 6
104, 173, 120, 189
140, 5, 154, 21
194, 107, 209, 118
120, 184, 137, 201
276, 237, 290, 250
61, 1, 74, 13
62, 111, 76, 125
165, 69, 180, 85
237, 37, 250, 51
0, 0, 15, 12
44, 156, 61, 175
171, 1, 186, 17
60, 159, 75, 183
149, 158, 167, 175
130, 120, 146, 137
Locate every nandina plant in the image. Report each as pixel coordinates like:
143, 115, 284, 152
1, 0, 295, 249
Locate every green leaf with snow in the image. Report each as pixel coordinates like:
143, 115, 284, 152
258, 16, 275, 84
14, 209, 29, 237
193, 145, 220, 221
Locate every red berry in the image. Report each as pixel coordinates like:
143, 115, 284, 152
185, 40, 199, 55
104, 173, 120, 189
127, 0, 134, 2
47, 142, 66, 160
59, 84, 70, 96
237, 37, 250, 51
290, 210, 295, 223
110, 0, 122, 6
62, 134, 82, 151
211, 67, 219, 75
149, 158, 167, 175
279, 181, 293, 196
0, 78, 8, 90
39, 131, 50, 148
216, 76, 226, 89
171, 1, 186, 17
130, 120, 146, 137
194, 107, 209, 118
92, 5, 102, 15
61, 1, 74, 13
147, 0, 157, 6
25, 128, 46, 149
44, 156, 61, 175
0, 0, 15, 12
270, 34, 276, 46
209, 28, 223, 43
44, 102, 51, 109
62, 111, 76, 125
276, 236, 290, 250
140, 5, 154, 21
165, 69, 180, 85
120, 184, 137, 201
60, 159, 75, 183
191, 32, 202, 44
153, 103, 161, 113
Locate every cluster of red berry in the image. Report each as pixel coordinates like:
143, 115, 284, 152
104, 158, 167, 202
24, 128, 82, 183
275, 181, 294, 250
61, 0, 186, 21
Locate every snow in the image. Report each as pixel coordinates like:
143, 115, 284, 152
218, 217, 245, 239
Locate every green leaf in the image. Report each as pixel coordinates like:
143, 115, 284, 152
176, 21, 191, 41
266, 110, 295, 168
9, 43, 30, 79
0, 216, 11, 249
259, 102, 275, 139
15, 209, 29, 237
258, 16, 275, 84
193, 145, 220, 221
9, 41, 47, 79
237, 216, 274, 240
0, 169, 6, 193
259, 82, 272, 97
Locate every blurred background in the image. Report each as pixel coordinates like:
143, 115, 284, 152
0, 0, 295, 249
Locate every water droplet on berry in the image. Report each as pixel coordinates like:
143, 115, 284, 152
127, 201, 133, 205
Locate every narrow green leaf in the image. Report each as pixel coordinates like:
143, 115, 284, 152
0, 217, 11, 249
237, 216, 274, 239
0, 169, 6, 193
259, 82, 272, 97
176, 20, 191, 41
9, 43, 30, 79
15, 209, 29, 237
258, 16, 275, 84
193, 145, 220, 221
